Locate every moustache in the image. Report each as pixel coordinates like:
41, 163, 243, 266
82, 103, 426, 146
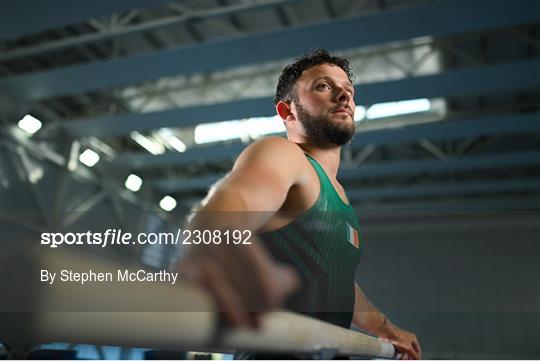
330, 105, 353, 116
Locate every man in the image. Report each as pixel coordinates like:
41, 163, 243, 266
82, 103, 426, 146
180, 49, 421, 359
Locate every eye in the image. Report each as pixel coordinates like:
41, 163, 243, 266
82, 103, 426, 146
317, 83, 331, 91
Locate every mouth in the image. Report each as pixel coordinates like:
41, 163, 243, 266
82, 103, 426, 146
332, 108, 352, 117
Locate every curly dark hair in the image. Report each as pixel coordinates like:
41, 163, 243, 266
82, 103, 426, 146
274, 49, 354, 104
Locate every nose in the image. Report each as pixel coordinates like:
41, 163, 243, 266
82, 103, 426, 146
336, 87, 352, 104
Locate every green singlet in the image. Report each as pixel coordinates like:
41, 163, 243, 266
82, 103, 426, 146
236, 154, 364, 360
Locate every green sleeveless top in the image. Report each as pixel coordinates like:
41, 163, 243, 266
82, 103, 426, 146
260, 154, 364, 328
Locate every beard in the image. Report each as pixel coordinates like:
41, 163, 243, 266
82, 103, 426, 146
295, 102, 355, 146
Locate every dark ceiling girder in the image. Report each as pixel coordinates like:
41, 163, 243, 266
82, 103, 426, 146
62, 59, 540, 137
65, 97, 272, 137
347, 178, 540, 202
1, 0, 538, 101
355, 197, 540, 214
339, 151, 540, 181
351, 112, 539, 146
111, 111, 540, 170
153, 176, 221, 193
152, 150, 540, 193
112, 143, 245, 169
0, 1, 162, 40
0, 0, 294, 62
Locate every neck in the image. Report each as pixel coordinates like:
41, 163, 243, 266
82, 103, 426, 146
293, 139, 342, 179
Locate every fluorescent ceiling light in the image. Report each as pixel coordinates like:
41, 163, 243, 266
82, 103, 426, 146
125, 174, 143, 192
88, 137, 116, 158
366, 99, 431, 119
158, 128, 187, 152
354, 106, 366, 122
28, 166, 44, 184
245, 116, 285, 139
67, 141, 80, 172
79, 149, 100, 167
194, 116, 285, 144
194, 120, 244, 144
167, 136, 187, 152
159, 195, 177, 212
130, 131, 166, 155
17, 114, 42, 135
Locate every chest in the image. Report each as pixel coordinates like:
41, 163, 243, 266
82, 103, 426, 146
261, 163, 350, 233
286, 163, 350, 211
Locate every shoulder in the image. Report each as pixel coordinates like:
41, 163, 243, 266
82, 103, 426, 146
243, 136, 304, 156
233, 136, 307, 171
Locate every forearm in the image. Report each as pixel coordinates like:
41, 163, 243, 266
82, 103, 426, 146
352, 284, 398, 339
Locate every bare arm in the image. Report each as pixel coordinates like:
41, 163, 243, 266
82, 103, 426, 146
179, 137, 305, 327
353, 284, 422, 359
352, 284, 390, 336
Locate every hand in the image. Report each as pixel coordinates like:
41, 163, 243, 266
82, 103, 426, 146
177, 240, 299, 329
381, 327, 421, 360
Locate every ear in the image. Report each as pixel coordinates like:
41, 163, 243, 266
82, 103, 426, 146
276, 100, 295, 122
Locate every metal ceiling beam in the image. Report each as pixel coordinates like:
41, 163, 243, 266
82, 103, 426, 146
62, 59, 540, 137
65, 97, 272, 137
110, 112, 540, 170
354, 197, 540, 215
151, 150, 540, 193
0, 0, 293, 62
153, 176, 221, 194
339, 151, 540, 180
1, 0, 538, 101
112, 143, 245, 169
356, 59, 540, 105
350, 112, 540, 146
347, 178, 540, 201
0, 1, 161, 40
